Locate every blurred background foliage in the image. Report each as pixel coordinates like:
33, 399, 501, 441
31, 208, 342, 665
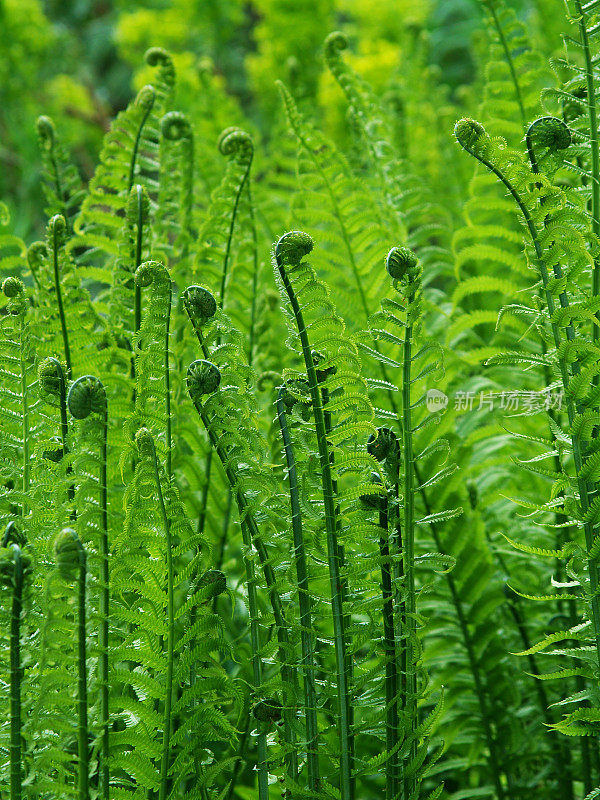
0, 0, 567, 241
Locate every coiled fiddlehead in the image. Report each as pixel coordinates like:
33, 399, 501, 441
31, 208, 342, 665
183, 286, 217, 346
160, 111, 194, 248
145, 47, 176, 100
2, 276, 26, 314
38, 356, 68, 451
135, 260, 173, 477
216, 128, 254, 309
387, 246, 422, 799
54, 528, 88, 800
47, 214, 72, 380
36, 114, 83, 231
274, 230, 352, 799
0, 532, 30, 800
186, 359, 298, 790
67, 376, 109, 799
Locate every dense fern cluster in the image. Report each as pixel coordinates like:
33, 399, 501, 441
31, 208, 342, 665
6, 1, 600, 799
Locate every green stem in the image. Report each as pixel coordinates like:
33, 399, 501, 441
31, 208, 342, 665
99, 407, 109, 800
241, 518, 269, 800
486, 1, 526, 128
212, 490, 233, 613
191, 400, 297, 786
127, 94, 155, 193
134, 185, 144, 339
165, 292, 172, 479
401, 297, 417, 800
415, 474, 506, 799
218, 149, 252, 310
77, 546, 89, 800
277, 389, 320, 791
322, 385, 354, 792
9, 544, 24, 800
377, 502, 398, 800
51, 225, 72, 381
247, 183, 259, 367
274, 235, 352, 799
148, 439, 174, 800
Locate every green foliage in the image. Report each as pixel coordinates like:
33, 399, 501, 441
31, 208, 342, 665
5, 3, 600, 800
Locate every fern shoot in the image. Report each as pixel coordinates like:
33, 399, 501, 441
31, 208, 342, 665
135, 260, 173, 477
67, 375, 109, 798
273, 230, 352, 799
54, 528, 89, 800
47, 215, 73, 380
187, 358, 299, 788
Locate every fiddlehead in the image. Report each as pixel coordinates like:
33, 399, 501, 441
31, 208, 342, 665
67, 376, 107, 420
135, 260, 173, 476
145, 46, 176, 101
36, 114, 83, 231
273, 230, 352, 798
186, 358, 298, 788
216, 127, 254, 309
67, 375, 109, 798
38, 356, 68, 454
160, 111, 194, 252
47, 214, 72, 380
183, 285, 217, 350
187, 359, 222, 398
54, 528, 89, 800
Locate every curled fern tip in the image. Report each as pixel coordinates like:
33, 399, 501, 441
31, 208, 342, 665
187, 360, 222, 400
275, 231, 314, 267
67, 376, 107, 419
183, 285, 217, 327
454, 118, 490, 157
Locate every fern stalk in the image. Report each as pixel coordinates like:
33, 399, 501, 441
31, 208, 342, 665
484, 0, 526, 128
3, 543, 25, 800
55, 529, 89, 800
274, 232, 352, 799
187, 362, 299, 786
400, 281, 418, 800
48, 215, 72, 380
135, 429, 175, 800
276, 386, 320, 791
67, 376, 110, 798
